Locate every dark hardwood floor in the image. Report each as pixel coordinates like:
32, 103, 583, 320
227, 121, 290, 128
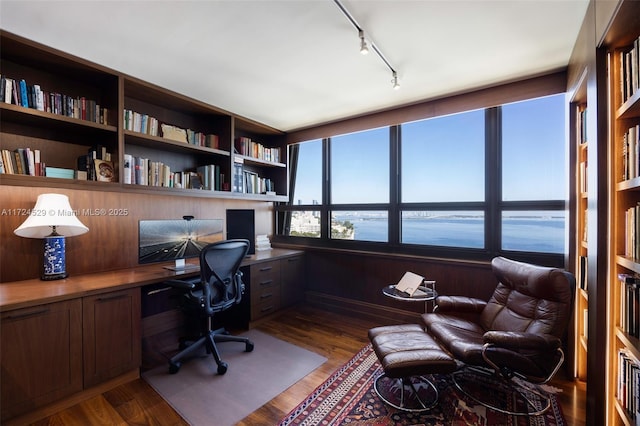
29, 303, 586, 425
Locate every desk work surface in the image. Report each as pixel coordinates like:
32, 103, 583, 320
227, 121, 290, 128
0, 248, 302, 312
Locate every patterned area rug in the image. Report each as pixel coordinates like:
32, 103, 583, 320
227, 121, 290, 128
279, 344, 566, 426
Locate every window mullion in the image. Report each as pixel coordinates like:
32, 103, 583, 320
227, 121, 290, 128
389, 125, 400, 245
485, 107, 501, 255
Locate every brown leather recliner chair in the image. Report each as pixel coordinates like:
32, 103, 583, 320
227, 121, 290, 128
422, 256, 575, 416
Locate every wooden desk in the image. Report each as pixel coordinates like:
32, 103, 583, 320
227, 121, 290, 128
0, 248, 303, 311
0, 248, 303, 424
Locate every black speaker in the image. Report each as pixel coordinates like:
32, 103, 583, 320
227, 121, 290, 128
226, 209, 255, 254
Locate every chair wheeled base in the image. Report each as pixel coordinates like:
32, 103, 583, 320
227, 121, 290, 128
373, 373, 439, 412
451, 366, 551, 416
168, 326, 254, 375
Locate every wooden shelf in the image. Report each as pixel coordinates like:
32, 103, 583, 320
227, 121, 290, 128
124, 131, 230, 157
0, 29, 289, 202
234, 154, 286, 168
0, 103, 117, 133
616, 89, 640, 120
606, 3, 640, 424
616, 176, 640, 192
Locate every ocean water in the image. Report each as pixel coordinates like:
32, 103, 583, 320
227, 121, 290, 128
333, 216, 565, 253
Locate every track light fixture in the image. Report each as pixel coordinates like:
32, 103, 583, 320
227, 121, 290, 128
359, 30, 369, 55
392, 71, 400, 90
334, 0, 400, 90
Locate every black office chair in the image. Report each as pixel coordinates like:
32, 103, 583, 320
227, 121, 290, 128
165, 239, 253, 375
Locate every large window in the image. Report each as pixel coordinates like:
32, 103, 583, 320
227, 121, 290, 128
500, 95, 566, 253
330, 127, 389, 204
277, 93, 567, 261
502, 96, 566, 201
401, 110, 485, 203
290, 139, 322, 206
401, 210, 484, 248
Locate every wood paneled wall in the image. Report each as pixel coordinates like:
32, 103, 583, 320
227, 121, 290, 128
303, 248, 496, 319
0, 186, 273, 282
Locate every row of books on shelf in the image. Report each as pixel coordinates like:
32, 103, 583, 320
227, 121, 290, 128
122, 154, 226, 190
620, 36, 640, 105
123, 109, 220, 148
243, 171, 274, 195
617, 349, 640, 425
0, 145, 114, 182
626, 204, 640, 260
232, 160, 275, 195
620, 273, 640, 338
0, 148, 44, 176
235, 136, 281, 163
623, 124, 639, 181
1, 75, 109, 124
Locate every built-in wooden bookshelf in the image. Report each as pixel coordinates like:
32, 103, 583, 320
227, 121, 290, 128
570, 72, 589, 381
0, 30, 288, 201
605, 2, 640, 424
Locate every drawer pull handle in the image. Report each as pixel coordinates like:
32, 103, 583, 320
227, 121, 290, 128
6, 308, 49, 319
260, 293, 273, 300
259, 280, 273, 286
259, 266, 273, 272
261, 305, 274, 313
287, 258, 299, 263
147, 287, 172, 296
97, 293, 128, 302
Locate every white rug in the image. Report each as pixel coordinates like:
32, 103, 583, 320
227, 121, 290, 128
142, 329, 327, 426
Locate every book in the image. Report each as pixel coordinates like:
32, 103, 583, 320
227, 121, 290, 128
395, 271, 425, 296
45, 167, 75, 179
123, 154, 133, 184
3, 77, 12, 104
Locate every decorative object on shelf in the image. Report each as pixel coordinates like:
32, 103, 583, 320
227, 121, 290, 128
160, 123, 187, 142
13, 193, 88, 280
256, 234, 272, 251
94, 159, 115, 182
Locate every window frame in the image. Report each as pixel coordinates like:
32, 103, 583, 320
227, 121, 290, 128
275, 86, 567, 265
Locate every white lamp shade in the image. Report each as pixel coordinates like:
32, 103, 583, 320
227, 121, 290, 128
14, 193, 89, 238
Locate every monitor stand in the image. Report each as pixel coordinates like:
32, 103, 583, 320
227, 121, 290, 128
163, 258, 200, 272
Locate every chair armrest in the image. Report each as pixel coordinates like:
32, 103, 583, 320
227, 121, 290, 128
435, 295, 486, 314
483, 330, 561, 351
165, 279, 197, 291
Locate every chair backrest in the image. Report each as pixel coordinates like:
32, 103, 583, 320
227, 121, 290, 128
198, 239, 249, 314
480, 256, 576, 337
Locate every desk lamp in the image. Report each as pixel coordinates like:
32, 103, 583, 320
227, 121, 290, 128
14, 193, 89, 280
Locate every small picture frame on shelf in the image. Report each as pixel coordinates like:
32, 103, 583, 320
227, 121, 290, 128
94, 159, 115, 182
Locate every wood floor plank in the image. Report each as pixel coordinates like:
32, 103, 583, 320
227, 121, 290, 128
28, 303, 586, 426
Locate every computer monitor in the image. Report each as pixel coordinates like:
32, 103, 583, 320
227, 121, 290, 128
138, 217, 224, 270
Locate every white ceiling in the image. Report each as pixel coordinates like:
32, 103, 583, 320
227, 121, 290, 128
0, 0, 589, 132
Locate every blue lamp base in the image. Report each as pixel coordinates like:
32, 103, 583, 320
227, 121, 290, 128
42, 235, 67, 280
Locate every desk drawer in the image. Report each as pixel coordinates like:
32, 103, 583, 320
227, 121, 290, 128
250, 261, 281, 282
251, 291, 281, 320
250, 260, 281, 319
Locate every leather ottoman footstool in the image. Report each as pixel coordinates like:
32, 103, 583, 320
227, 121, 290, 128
368, 324, 457, 412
